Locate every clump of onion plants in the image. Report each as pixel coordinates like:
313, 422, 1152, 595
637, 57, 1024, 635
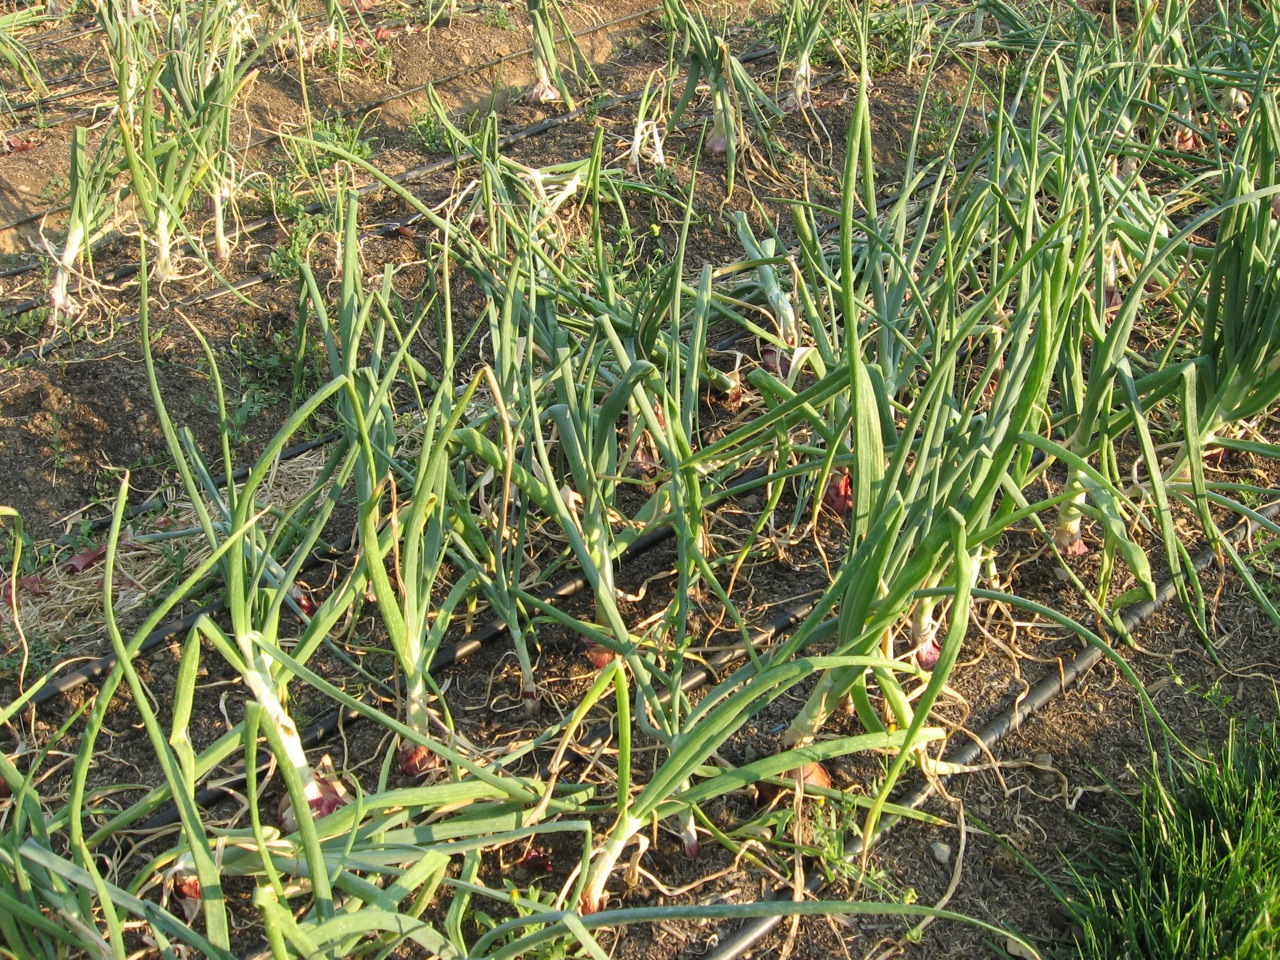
46, 126, 123, 327
524, 0, 592, 106
0, 6, 45, 98
662, 0, 782, 195
111, 0, 261, 282
299, 194, 473, 773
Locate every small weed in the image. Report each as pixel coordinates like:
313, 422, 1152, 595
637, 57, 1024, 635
46, 416, 72, 472
212, 382, 275, 447
234, 322, 294, 385
252, 323, 327, 402
312, 29, 395, 82
367, 41, 396, 82
410, 109, 450, 153
39, 175, 68, 203
0, 529, 54, 579
295, 113, 375, 177
913, 88, 969, 160
866, 5, 934, 75
483, 3, 515, 30
155, 538, 191, 583
8, 304, 51, 341
261, 183, 327, 278
314, 113, 374, 160
1199, 680, 1234, 710
582, 92, 611, 122
0, 628, 59, 683
473, 880, 564, 956
268, 211, 326, 279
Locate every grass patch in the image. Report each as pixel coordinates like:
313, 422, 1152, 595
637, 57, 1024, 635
1064, 718, 1280, 959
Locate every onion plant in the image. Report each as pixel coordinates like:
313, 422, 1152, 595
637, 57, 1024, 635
0, 260, 355, 955
987, 44, 1183, 557
0, 8, 44, 95
427, 109, 957, 911
0, 7, 45, 154
776, 0, 833, 110
683, 50, 1166, 871
46, 126, 124, 326
784, 86, 1073, 753
1183, 100, 1280, 452
97, 0, 156, 138
135, 221, 363, 842
445, 258, 551, 717
400, 115, 688, 712
524, 0, 593, 106
1131, 95, 1280, 627
662, 0, 783, 195
112, 0, 262, 282
298, 193, 477, 770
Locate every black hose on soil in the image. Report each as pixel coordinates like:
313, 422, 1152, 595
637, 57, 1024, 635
700, 500, 1280, 960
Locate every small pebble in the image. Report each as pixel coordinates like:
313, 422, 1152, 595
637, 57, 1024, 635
1033, 752, 1053, 768
930, 841, 952, 865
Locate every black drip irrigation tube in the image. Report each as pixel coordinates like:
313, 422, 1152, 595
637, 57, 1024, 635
4, 79, 116, 128
701, 499, 1280, 960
